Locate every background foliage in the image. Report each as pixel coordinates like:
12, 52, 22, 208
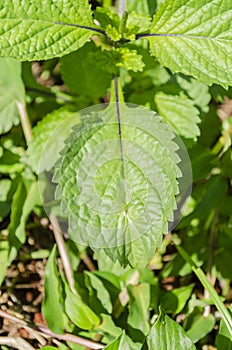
0, 0, 232, 349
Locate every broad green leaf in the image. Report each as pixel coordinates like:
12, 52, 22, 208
154, 92, 201, 139
0, 58, 25, 134
127, 283, 150, 335
40, 347, 58, 350
146, 307, 196, 349
85, 271, 113, 313
64, 282, 100, 330
148, 0, 232, 87
0, 240, 9, 287
0, 0, 94, 61
186, 314, 215, 343
42, 246, 65, 334
54, 100, 180, 267
61, 42, 112, 98
8, 181, 41, 262
26, 107, 80, 174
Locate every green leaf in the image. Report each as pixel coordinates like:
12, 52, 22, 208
0, 58, 25, 134
8, 181, 41, 262
154, 92, 201, 139
188, 144, 215, 181
94, 314, 122, 340
148, 0, 232, 87
0, 240, 9, 287
54, 100, 180, 267
176, 76, 211, 113
42, 245, 65, 334
216, 305, 232, 349
61, 42, 112, 98
146, 307, 196, 349
64, 281, 100, 330
186, 314, 215, 343
160, 284, 194, 315
26, 107, 80, 174
0, 179, 12, 221
127, 283, 150, 335
85, 271, 113, 313
89, 47, 145, 75
0, 0, 94, 61
126, 0, 157, 17
124, 13, 152, 39
105, 331, 140, 350
40, 347, 58, 350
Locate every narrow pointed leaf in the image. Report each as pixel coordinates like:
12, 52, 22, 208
42, 246, 65, 334
148, 0, 232, 87
0, 0, 94, 61
8, 181, 41, 263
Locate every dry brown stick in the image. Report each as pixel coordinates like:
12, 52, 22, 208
37, 325, 104, 349
0, 336, 35, 350
0, 308, 104, 349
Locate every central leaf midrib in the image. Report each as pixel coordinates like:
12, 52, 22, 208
114, 77, 126, 181
140, 33, 232, 42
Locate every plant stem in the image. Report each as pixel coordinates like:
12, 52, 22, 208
0, 309, 104, 349
49, 214, 76, 294
80, 252, 96, 271
16, 101, 32, 143
176, 244, 232, 338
